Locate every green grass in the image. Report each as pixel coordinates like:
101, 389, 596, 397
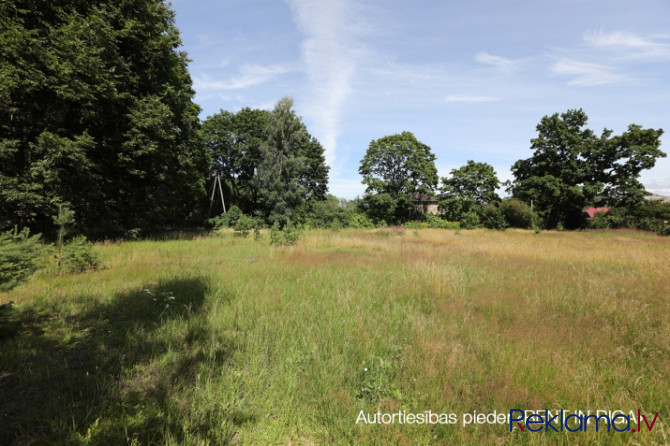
1, 229, 669, 445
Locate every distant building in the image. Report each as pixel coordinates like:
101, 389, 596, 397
413, 193, 440, 215
583, 207, 610, 219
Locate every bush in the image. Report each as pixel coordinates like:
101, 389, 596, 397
207, 205, 243, 229
0, 227, 47, 291
481, 204, 508, 230
460, 210, 480, 229
426, 214, 447, 229
500, 199, 533, 228
270, 221, 301, 246
233, 214, 256, 237
349, 213, 375, 229
61, 235, 100, 273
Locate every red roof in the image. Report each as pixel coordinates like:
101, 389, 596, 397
583, 207, 610, 218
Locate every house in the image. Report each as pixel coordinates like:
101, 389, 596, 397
583, 207, 610, 219
413, 193, 440, 215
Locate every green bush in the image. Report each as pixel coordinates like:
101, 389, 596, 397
207, 205, 243, 229
481, 204, 508, 230
500, 199, 533, 228
460, 210, 480, 229
270, 221, 301, 246
349, 213, 375, 229
0, 227, 47, 291
61, 236, 100, 273
233, 214, 256, 237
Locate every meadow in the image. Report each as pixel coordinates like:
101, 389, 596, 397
0, 228, 668, 445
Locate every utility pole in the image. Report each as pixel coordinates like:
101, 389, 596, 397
208, 174, 227, 218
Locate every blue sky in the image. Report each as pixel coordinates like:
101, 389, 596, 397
171, 0, 670, 199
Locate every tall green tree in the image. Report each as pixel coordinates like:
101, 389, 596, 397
0, 0, 209, 238
439, 160, 500, 220
256, 97, 329, 226
201, 108, 269, 214
510, 109, 665, 229
358, 131, 438, 223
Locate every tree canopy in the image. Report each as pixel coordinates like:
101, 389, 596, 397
0, 0, 209, 238
510, 109, 665, 229
201, 108, 269, 214
202, 98, 329, 227
439, 160, 500, 221
358, 131, 438, 223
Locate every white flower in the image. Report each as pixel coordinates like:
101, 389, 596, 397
168, 296, 175, 301
364, 367, 368, 372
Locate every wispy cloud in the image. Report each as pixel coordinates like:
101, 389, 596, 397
285, 0, 361, 168
193, 64, 288, 93
584, 30, 670, 60
550, 59, 621, 86
445, 95, 497, 103
475, 52, 522, 72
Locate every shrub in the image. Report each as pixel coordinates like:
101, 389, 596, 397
425, 214, 446, 229
207, 205, 243, 229
0, 227, 47, 291
460, 210, 480, 229
481, 204, 508, 230
233, 214, 256, 237
500, 199, 533, 228
349, 213, 375, 229
61, 236, 100, 273
270, 221, 301, 246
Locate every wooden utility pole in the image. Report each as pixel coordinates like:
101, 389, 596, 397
208, 175, 227, 217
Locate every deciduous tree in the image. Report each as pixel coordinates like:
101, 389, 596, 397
510, 109, 665, 229
358, 131, 438, 223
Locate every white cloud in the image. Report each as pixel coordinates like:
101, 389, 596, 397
285, 0, 361, 168
193, 64, 289, 93
475, 52, 522, 72
550, 59, 621, 86
445, 94, 497, 103
585, 30, 670, 60
328, 176, 365, 198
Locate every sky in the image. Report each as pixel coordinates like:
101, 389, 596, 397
170, 0, 670, 199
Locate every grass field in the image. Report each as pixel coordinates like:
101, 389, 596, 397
1, 228, 668, 445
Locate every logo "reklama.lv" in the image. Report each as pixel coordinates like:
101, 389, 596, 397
510, 410, 659, 433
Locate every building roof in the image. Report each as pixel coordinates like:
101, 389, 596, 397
583, 207, 610, 219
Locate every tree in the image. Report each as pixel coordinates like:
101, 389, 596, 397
256, 97, 329, 226
0, 0, 209, 238
201, 108, 269, 214
359, 131, 438, 223
439, 160, 500, 221
510, 109, 665, 229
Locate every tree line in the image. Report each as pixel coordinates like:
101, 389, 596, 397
1, 0, 668, 241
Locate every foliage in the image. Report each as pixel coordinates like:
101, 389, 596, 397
0, 227, 46, 291
53, 204, 76, 267
499, 198, 533, 229
306, 195, 355, 229
481, 203, 508, 230
438, 160, 500, 225
201, 108, 269, 214
359, 131, 438, 224
269, 220, 301, 246
349, 213, 376, 229
0, 0, 209, 238
233, 214, 257, 238
61, 235, 100, 273
206, 205, 243, 229
596, 200, 670, 235
510, 109, 665, 229
459, 210, 481, 229
257, 98, 329, 227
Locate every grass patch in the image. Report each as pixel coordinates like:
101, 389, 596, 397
1, 229, 668, 444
